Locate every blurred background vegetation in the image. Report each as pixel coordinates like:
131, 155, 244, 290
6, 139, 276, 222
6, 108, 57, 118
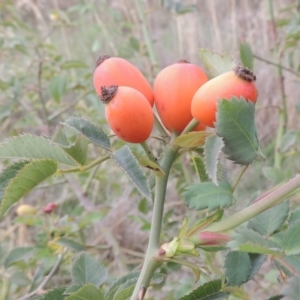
0, 0, 300, 299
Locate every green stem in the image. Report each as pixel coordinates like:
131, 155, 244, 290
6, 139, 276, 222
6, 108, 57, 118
20, 253, 64, 300
56, 155, 110, 175
205, 174, 300, 233
130, 143, 179, 300
231, 165, 249, 192
133, 0, 158, 67
154, 113, 170, 139
140, 141, 156, 162
181, 118, 199, 134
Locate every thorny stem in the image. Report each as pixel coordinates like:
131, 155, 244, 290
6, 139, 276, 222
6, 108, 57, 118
130, 137, 179, 300
205, 174, 300, 233
56, 155, 110, 175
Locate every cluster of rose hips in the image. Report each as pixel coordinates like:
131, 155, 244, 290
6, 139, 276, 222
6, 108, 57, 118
93, 55, 258, 143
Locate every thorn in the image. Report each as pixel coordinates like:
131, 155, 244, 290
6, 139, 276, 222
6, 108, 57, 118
138, 286, 147, 300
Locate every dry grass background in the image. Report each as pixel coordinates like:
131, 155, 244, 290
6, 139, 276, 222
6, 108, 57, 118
1, 0, 300, 299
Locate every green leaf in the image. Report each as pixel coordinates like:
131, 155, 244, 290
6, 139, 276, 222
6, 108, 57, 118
280, 130, 298, 152
106, 271, 140, 300
0, 135, 76, 166
65, 284, 104, 300
0, 159, 58, 216
172, 132, 212, 148
204, 135, 224, 185
199, 48, 235, 79
289, 207, 300, 225
61, 60, 88, 69
238, 243, 282, 256
229, 228, 283, 256
262, 167, 290, 183
191, 154, 209, 182
56, 238, 86, 252
0, 161, 28, 200
225, 251, 251, 286
30, 286, 67, 300
179, 278, 227, 300
266, 296, 283, 300
64, 285, 82, 295
64, 117, 111, 150
281, 276, 300, 300
239, 42, 254, 69
52, 123, 88, 165
112, 272, 165, 300
71, 252, 107, 287
132, 151, 165, 176
282, 221, 300, 255
183, 181, 234, 211
248, 200, 289, 236
4, 247, 34, 268
138, 198, 148, 214
248, 253, 266, 280
49, 76, 67, 102
111, 146, 152, 201
128, 36, 140, 51
279, 255, 300, 275
216, 97, 261, 165
10, 271, 31, 286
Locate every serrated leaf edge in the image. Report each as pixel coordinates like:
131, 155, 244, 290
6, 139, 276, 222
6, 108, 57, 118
0, 159, 57, 216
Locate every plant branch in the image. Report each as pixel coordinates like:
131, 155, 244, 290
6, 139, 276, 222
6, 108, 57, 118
231, 165, 249, 192
19, 253, 64, 300
205, 174, 300, 233
140, 141, 156, 162
253, 54, 300, 77
154, 113, 170, 140
56, 155, 110, 175
133, 0, 158, 68
182, 118, 199, 134
271, 256, 300, 276
130, 140, 179, 300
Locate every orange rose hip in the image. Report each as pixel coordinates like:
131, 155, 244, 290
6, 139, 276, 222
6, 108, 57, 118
94, 55, 154, 106
101, 86, 154, 143
191, 66, 258, 128
154, 60, 208, 133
